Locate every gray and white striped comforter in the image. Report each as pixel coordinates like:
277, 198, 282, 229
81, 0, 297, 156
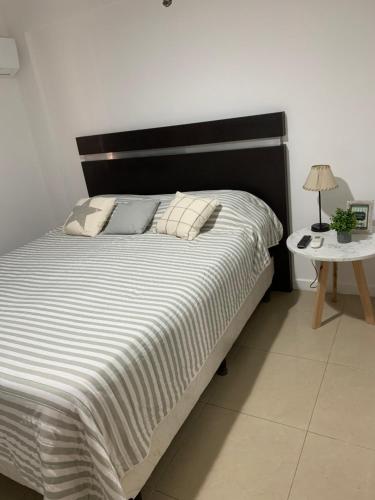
0, 191, 282, 500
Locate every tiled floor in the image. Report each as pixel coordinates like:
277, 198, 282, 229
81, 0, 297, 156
2, 290, 375, 500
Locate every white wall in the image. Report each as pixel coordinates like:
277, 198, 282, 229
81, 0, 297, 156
1, 0, 375, 292
0, 9, 53, 255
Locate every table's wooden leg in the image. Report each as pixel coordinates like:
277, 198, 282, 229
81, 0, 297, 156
313, 262, 330, 329
352, 261, 375, 325
332, 262, 338, 303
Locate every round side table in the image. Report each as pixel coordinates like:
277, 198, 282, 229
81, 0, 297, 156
287, 228, 375, 329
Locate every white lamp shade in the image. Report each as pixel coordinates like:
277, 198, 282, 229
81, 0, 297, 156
303, 165, 338, 192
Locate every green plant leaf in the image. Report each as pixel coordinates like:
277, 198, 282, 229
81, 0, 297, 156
330, 208, 357, 232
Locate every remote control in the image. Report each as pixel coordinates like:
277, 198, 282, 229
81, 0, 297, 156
297, 235, 312, 249
310, 236, 323, 248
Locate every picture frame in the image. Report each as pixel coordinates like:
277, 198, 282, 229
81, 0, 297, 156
347, 200, 374, 234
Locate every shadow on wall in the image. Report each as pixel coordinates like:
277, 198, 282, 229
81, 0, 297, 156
321, 177, 354, 218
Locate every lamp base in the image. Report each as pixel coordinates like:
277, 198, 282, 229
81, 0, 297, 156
311, 222, 330, 232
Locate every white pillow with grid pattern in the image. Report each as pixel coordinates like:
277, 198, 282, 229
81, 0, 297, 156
156, 192, 219, 240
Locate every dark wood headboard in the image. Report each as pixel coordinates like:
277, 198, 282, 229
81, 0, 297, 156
76, 112, 292, 291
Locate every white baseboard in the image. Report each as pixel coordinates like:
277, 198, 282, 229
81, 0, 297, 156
294, 278, 375, 297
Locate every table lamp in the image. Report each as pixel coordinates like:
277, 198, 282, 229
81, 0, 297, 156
303, 165, 338, 232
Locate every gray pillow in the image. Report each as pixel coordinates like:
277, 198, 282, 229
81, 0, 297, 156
103, 200, 160, 234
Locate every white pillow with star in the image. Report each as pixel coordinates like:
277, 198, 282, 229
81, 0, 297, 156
63, 197, 116, 237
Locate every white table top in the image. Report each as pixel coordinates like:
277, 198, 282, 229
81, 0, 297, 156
287, 227, 375, 262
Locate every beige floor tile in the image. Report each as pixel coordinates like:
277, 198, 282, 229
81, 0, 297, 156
152, 494, 177, 500
289, 432, 375, 500
343, 294, 375, 321
157, 404, 305, 500
238, 307, 339, 362
205, 347, 325, 429
330, 314, 375, 371
143, 489, 177, 500
141, 402, 205, 493
310, 363, 375, 449
263, 290, 303, 311
199, 344, 240, 402
199, 385, 211, 403
269, 290, 343, 319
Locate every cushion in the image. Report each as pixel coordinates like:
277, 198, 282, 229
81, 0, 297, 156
103, 200, 160, 234
111, 190, 283, 246
64, 197, 116, 237
156, 192, 219, 240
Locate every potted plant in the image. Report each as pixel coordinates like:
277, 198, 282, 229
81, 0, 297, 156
330, 208, 357, 243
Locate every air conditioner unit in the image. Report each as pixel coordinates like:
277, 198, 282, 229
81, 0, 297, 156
0, 37, 19, 76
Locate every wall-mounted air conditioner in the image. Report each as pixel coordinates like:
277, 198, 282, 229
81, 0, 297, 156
0, 37, 19, 76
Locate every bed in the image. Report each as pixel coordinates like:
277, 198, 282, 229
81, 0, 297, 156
0, 112, 291, 500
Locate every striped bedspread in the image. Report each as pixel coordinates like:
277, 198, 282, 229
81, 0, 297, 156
0, 191, 282, 500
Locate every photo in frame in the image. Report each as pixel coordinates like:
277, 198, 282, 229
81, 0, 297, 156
347, 200, 374, 234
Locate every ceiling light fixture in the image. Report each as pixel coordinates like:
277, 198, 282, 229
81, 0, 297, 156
163, 0, 172, 6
